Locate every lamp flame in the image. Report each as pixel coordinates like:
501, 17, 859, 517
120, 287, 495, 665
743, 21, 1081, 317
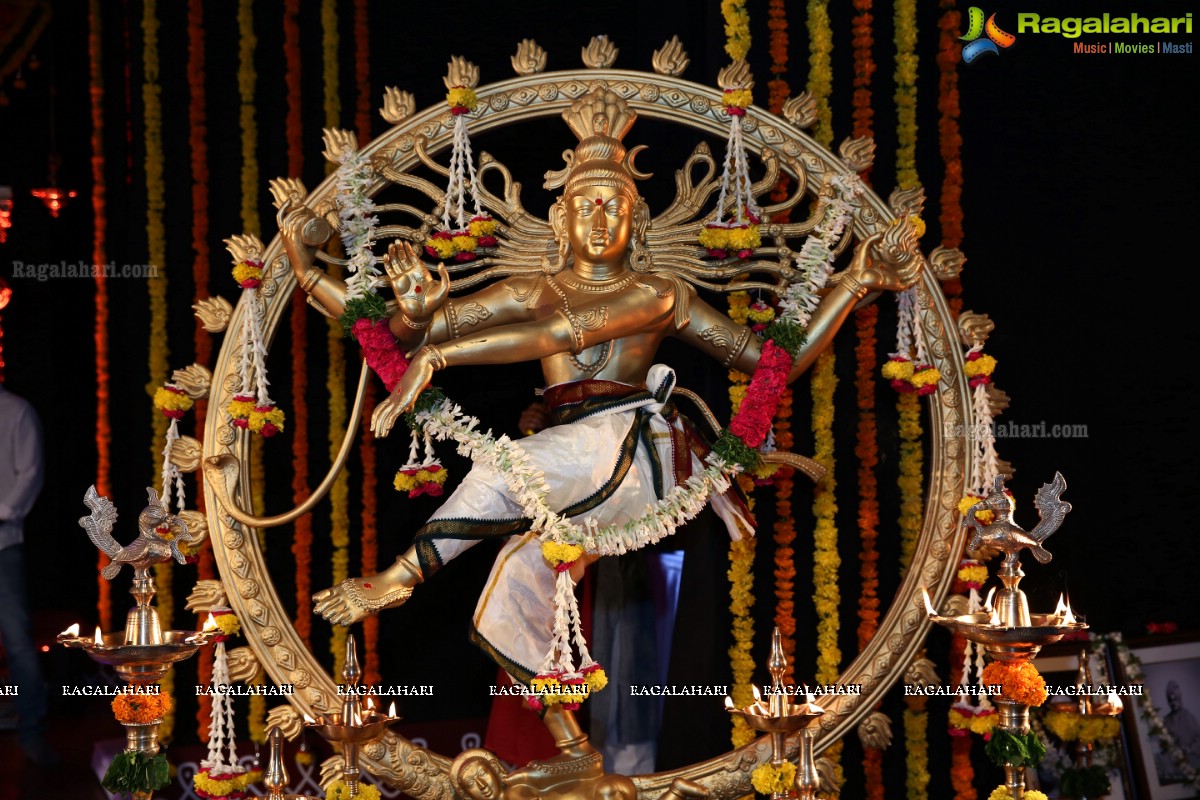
388, 702, 397, 719
752, 685, 762, 703
1106, 693, 1124, 715
983, 586, 996, 611
303, 713, 317, 724
366, 697, 375, 711
61, 623, 81, 638
94, 626, 104, 646
921, 587, 937, 616
988, 608, 1001, 626
1052, 594, 1077, 624
351, 707, 362, 727
724, 696, 736, 710
202, 614, 219, 632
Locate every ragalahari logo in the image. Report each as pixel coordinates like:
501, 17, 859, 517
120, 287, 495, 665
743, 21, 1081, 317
961, 8, 1017, 62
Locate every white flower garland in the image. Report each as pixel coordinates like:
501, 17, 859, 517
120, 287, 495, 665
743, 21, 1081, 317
417, 401, 735, 554
442, 114, 483, 231
715, 113, 760, 226
1107, 632, 1200, 790
158, 412, 187, 514
778, 173, 863, 329
417, 400, 737, 677
335, 150, 382, 301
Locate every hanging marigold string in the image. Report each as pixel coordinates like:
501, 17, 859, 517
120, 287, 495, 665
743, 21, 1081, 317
855, 305, 881, 651
361, 385, 381, 686
728, 534, 757, 748
807, 0, 833, 148
851, 0, 876, 146
323, 0, 350, 676
726, 289, 757, 746
353, 0, 370, 146
905, 694, 931, 800
937, 0, 965, 314
89, 0, 113, 632
351, 4, 380, 686
187, 0, 215, 742
721, 0, 751, 60
764, 0, 797, 677
894, 0, 920, 192
142, 0, 174, 745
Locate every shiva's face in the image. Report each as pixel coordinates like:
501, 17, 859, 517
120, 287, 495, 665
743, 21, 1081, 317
564, 184, 634, 266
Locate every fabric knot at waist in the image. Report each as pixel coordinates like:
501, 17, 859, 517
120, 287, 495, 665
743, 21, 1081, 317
543, 364, 677, 425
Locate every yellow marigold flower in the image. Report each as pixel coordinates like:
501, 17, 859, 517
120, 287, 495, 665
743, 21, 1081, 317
451, 234, 478, 253
214, 613, 241, 637
584, 668, 607, 693
969, 712, 998, 735
541, 541, 583, 567
751, 762, 796, 795
231, 261, 263, 285
722, 88, 754, 110
910, 367, 941, 388
154, 386, 194, 413
746, 305, 775, 324
699, 225, 730, 250
965, 354, 998, 377
425, 235, 456, 260
394, 472, 417, 492
249, 406, 286, 434
227, 398, 256, 419
445, 86, 477, 111
468, 217, 497, 236
989, 788, 1047, 800
1076, 715, 1119, 744
328, 781, 381, 800
957, 565, 989, 585
726, 223, 761, 251
882, 359, 915, 381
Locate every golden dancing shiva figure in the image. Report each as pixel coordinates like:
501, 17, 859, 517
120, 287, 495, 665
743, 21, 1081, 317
278, 89, 919, 765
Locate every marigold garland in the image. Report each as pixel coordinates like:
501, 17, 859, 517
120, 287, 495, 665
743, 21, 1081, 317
238, 0, 258, 237
904, 703, 930, 800
323, 0, 350, 677
89, 0, 113, 632
193, 768, 261, 798
988, 789, 1047, 800
728, 535, 757, 748
894, 0, 920, 192
361, 384, 381, 687
812, 350, 840, 687
851, 0, 876, 145
142, 0, 174, 745
897, 392, 923, 574
1043, 711, 1119, 744
327, 781, 381, 800
353, 0, 370, 146
950, 736, 975, 800
772, 387, 796, 675
187, 0, 216, 741
751, 761, 797, 795
283, 0, 311, 655
937, 0, 965, 251
807, 0, 834, 148
982, 661, 1048, 707
721, 0, 751, 60
855, 305, 881, 651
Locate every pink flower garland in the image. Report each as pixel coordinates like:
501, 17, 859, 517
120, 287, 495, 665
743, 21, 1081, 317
729, 339, 793, 447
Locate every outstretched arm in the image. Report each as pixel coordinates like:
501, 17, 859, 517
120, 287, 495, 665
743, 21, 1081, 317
370, 288, 675, 435
678, 230, 918, 381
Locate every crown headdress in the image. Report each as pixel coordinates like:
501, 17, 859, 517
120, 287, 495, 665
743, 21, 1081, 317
544, 89, 651, 197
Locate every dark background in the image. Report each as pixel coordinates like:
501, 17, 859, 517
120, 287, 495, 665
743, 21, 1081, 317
0, 0, 1197, 796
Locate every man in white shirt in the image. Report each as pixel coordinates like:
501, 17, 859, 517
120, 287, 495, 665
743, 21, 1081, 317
0, 383, 57, 765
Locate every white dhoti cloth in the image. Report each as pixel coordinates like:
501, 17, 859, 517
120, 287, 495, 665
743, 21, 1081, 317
412, 365, 749, 684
